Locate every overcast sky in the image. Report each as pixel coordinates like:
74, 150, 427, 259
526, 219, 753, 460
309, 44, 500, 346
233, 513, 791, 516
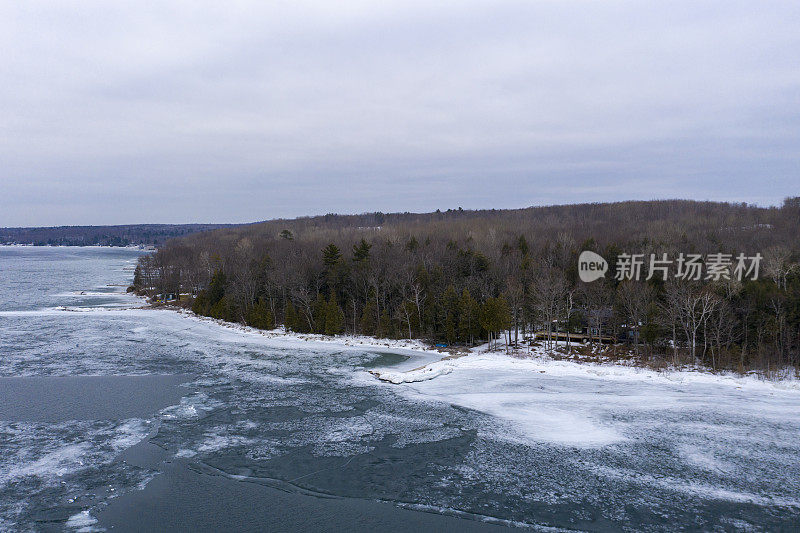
1, 1, 798, 226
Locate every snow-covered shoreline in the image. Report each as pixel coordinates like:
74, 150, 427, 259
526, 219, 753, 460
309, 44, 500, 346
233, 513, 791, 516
167, 307, 435, 354
373, 346, 800, 392
13, 293, 799, 394
151, 306, 800, 394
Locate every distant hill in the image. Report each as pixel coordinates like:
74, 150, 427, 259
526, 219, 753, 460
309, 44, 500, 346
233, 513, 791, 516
172, 199, 798, 254
0, 224, 240, 247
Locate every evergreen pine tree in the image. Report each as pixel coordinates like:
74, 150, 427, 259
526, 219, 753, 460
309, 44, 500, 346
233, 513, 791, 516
192, 291, 209, 316
458, 289, 480, 344
209, 295, 229, 320
247, 298, 274, 330
517, 235, 530, 256
312, 293, 327, 334
479, 296, 512, 350
284, 300, 298, 332
440, 284, 459, 343
322, 243, 343, 297
207, 269, 227, 307
378, 309, 392, 338
352, 239, 371, 263
324, 295, 345, 335
444, 313, 456, 345
361, 299, 377, 336
322, 243, 342, 268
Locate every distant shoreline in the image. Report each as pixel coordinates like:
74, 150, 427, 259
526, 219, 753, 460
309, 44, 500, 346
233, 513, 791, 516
0, 243, 154, 249
0, 222, 232, 248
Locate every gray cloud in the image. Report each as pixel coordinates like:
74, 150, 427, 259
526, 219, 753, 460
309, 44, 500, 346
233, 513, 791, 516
1, 1, 798, 225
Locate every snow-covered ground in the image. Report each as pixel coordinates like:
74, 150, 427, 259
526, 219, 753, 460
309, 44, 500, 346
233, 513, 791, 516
372, 346, 800, 446
373, 341, 800, 390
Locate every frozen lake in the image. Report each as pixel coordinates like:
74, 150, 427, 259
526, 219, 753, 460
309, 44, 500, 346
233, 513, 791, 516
1, 247, 798, 531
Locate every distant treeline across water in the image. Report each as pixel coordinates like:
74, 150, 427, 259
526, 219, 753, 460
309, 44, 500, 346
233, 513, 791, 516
0, 223, 238, 247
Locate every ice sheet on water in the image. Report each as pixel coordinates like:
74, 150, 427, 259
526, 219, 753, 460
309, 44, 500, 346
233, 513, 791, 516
0, 418, 154, 527
111, 420, 150, 450
0, 419, 150, 488
591, 463, 800, 507
2, 441, 92, 485
65, 510, 99, 532
175, 449, 197, 458
677, 443, 730, 473
160, 393, 223, 420
370, 351, 800, 527
365, 410, 470, 448
386, 352, 800, 451
455, 392, 624, 447
197, 432, 260, 454
313, 441, 376, 457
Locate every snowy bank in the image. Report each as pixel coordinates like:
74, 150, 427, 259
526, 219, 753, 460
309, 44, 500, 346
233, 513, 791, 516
372, 342, 800, 393
150, 306, 800, 394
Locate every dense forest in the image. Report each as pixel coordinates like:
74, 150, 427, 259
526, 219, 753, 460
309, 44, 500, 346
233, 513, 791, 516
133, 199, 800, 374
0, 223, 237, 247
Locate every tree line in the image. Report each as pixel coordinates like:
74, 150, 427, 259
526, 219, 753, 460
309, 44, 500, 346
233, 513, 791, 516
0, 223, 234, 246
133, 199, 800, 373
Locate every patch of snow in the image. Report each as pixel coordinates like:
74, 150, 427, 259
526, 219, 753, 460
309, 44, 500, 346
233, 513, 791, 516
2, 443, 92, 485
65, 510, 99, 532
374, 364, 453, 383
175, 448, 197, 458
